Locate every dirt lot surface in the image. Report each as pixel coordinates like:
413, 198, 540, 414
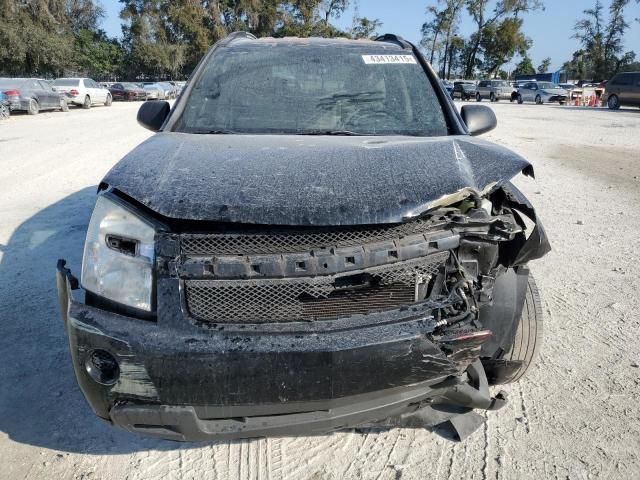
1, 102, 639, 480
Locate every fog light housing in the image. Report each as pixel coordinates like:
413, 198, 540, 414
85, 349, 120, 385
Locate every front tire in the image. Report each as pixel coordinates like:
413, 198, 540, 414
476, 92, 482, 102
517, 94, 523, 104
500, 275, 543, 383
105, 94, 112, 106
535, 95, 543, 105
490, 93, 496, 102
83, 95, 91, 109
27, 99, 39, 115
607, 94, 620, 110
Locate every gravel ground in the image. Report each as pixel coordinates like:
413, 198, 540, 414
1, 102, 639, 480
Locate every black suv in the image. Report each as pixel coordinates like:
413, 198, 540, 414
452, 81, 477, 101
57, 33, 550, 442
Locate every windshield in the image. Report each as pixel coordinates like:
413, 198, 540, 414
493, 81, 510, 87
122, 82, 138, 89
173, 43, 449, 136
538, 82, 559, 89
53, 79, 80, 87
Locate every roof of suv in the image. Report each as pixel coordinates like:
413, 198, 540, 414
223, 35, 413, 53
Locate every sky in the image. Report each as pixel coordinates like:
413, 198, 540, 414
101, 0, 640, 72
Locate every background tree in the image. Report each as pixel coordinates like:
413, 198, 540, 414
479, 17, 530, 77
571, 0, 635, 79
537, 56, 551, 73
446, 36, 465, 78
421, 6, 448, 65
513, 54, 535, 75
0, 0, 75, 76
463, 0, 543, 78
349, 0, 382, 39
438, 0, 466, 78
351, 17, 382, 38
321, 0, 349, 23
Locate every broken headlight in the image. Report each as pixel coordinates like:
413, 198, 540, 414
81, 194, 155, 311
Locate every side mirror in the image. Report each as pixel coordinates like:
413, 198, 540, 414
461, 105, 497, 136
137, 101, 171, 132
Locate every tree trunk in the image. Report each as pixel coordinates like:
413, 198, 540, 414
442, 38, 449, 77
430, 31, 440, 65
465, 34, 481, 78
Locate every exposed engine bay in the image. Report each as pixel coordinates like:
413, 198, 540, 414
153, 181, 546, 342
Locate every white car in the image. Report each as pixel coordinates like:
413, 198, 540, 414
52, 78, 112, 109
516, 82, 569, 105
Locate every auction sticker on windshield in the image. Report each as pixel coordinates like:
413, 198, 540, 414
362, 55, 417, 65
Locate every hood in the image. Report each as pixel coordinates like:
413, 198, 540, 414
103, 133, 532, 226
544, 88, 567, 94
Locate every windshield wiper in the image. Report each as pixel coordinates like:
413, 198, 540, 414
190, 129, 238, 135
297, 130, 367, 136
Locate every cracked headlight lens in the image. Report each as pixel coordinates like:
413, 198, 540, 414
81, 194, 155, 311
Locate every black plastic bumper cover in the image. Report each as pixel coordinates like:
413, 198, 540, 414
56, 261, 482, 441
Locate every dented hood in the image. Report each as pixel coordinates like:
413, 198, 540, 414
103, 133, 532, 226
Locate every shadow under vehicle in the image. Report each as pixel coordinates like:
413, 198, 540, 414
56, 33, 550, 443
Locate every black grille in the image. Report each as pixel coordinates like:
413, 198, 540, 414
180, 219, 436, 255
184, 253, 448, 323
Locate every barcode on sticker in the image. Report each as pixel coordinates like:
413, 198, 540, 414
362, 55, 417, 65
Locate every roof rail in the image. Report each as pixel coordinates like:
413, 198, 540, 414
224, 31, 257, 44
374, 34, 411, 49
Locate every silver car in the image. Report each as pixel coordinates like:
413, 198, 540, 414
517, 82, 568, 105
0, 77, 69, 114
475, 79, 513, 102
143, 84, 165, 100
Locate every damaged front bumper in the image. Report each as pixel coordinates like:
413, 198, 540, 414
56, 261, 507, 442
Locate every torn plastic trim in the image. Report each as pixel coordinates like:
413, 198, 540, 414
495, 182, 551, 265
402, 162, 534, 222
403, 185, 492, 221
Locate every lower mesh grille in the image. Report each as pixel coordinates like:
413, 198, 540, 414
184, 252, 448, 323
